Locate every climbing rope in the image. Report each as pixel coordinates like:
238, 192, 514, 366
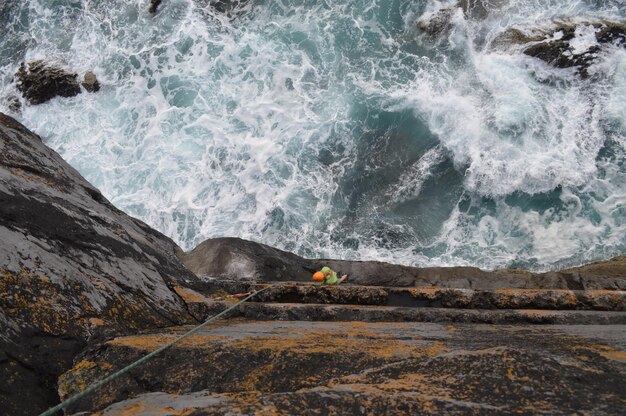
39, 287, 270, 416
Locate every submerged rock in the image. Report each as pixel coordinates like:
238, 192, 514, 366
0, 113, 200, 415
5, 95, 21, 113
15, 61, 81, 105
193, 0, 250, 17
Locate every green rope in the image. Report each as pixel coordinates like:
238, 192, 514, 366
39, 287, 269, 416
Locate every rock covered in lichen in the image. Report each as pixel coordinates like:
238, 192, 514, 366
0, 113, 200, 415
63, 321, 626, 415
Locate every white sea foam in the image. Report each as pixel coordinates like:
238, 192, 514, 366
0, 0, 624, 270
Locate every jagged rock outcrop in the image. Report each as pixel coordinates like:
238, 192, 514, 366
0, 113, 200, 415
416, 2, 625, 78
15, 61, 101, 105
16, 61, 81, 105
181, 237, 626, 290
62, 321, 626, 415
493, 20, 626, 78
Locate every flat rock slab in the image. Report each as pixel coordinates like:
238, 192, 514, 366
65, 320, 626, 415
198, 302, 626, 325
185, 282, 626, 311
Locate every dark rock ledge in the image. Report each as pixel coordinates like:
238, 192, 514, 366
180, 237, 626, 290
1, 112, 625, 415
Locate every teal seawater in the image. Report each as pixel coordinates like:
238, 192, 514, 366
0, 0, 624, 270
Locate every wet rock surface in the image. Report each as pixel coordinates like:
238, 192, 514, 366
493, 20, 626, 78
15, 61, 82, 105
64, 320, 626, 415
522, 22, 625, 78
181, 237, 626, 290
416, 0, 508, 35
81, 71, 100, 93
0, 113, 199, 415
15, 61, 103, 105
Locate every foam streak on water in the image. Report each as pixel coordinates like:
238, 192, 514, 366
0, 0, 624, 271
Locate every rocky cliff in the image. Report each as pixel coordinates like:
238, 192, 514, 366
1, 112, 625, 415
0, 113, 200, 415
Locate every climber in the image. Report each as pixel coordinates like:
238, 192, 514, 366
312, 266, 348, 285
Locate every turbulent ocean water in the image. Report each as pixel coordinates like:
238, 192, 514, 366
1, 0, 624, 270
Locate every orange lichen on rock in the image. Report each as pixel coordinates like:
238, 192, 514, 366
591, 345, 626, 363
89, 317, 106, 326
514, 309, 557, 318
90, 399, 197, 416
107, 334, 228, 351
174, 286, 210, 304
237, 363, 276, 392
58, 360, 113, 398
229, 328, 446, 361
1, 267, 79, 336
10, 166, 65, 189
